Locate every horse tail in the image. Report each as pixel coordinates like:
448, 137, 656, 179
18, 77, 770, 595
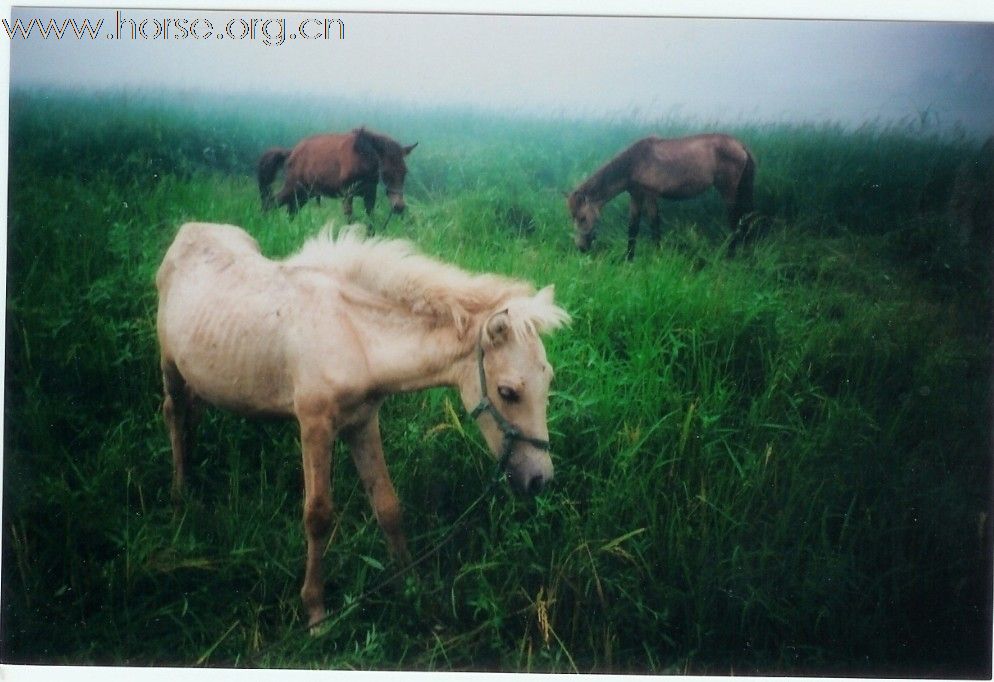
726, 146, 757, 254
736, 148, 756, 218
257, 147, 290, 210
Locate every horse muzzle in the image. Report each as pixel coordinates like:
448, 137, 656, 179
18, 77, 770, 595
387, 190, 406, 213
506, 447, 554, 496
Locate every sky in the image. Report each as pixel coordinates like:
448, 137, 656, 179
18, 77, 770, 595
4, 3, 994, 134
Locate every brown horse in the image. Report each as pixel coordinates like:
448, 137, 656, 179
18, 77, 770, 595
258, 127, 417, 222
568, 134, 755, 260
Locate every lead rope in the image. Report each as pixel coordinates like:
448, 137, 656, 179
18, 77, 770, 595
241, 331, 549, 665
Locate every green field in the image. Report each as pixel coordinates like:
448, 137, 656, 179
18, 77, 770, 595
3, 88, 991, 674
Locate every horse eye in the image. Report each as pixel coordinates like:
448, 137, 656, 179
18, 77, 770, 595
497, 385, 519, 403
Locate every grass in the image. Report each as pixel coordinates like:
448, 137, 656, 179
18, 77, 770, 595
2, 87, 991, 675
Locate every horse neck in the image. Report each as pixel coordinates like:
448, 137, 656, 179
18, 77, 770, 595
361, 130, 394, 157
351, 306, 479, 395
582, 152, 631, 206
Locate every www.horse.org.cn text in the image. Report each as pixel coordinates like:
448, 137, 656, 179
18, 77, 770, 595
2, 12, 346, 47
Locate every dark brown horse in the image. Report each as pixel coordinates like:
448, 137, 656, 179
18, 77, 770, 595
568, 134, 755, 260
258, 127, 417, 222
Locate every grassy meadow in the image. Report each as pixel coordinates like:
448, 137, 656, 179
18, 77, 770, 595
2, 88, 991, 674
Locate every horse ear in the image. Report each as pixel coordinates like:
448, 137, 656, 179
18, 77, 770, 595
403, 142, 418, 156
535, 285, 555, 305
484, 309, 511, 348
531, 286, 572, 333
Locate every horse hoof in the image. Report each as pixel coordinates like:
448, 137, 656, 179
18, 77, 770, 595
308, 612, 330, 637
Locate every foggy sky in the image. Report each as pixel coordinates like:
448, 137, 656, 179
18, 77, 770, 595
7, 6, 994, 134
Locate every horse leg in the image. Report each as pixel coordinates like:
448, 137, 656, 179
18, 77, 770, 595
161, 361, 192, 505
276, 185, 308, 219
357, 185, 379, 235
342, 194, 354, 221
719, 183, 747, 253
724, 155, 756, 253
290, 189, 310, 218
296, 400, 337, 629
345, 411, 410, 563
626, 193, 643, 261
275, 184, 296, 216
183, 389, 204, 463
644, 195, 661, 247
361, 185, 377, 219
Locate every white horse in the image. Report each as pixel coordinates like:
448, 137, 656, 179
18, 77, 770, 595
155, 222, 570, 627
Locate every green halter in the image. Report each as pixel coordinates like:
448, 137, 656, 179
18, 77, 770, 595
469, 329, 551, 471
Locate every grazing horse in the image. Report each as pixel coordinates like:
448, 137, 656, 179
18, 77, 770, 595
156, 222, 570, 627
568, 134, 755, 260
258, 128, 417, 223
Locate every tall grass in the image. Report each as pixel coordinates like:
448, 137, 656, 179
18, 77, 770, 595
3, 88, 990, 675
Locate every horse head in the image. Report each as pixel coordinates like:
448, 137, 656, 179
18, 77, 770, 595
381, 141, 417, 214
460, 286, 570, 496
567, 190, 601, 252
355, 129, 418, 214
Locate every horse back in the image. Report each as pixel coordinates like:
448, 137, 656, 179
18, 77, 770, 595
286, 131, 373, 191
156, 222, 261, 294
633, 134, 750, 197
156, 223, 300, 415
705, 133, 751, 168
156, 222, 278, 352
156, 223, 376, 417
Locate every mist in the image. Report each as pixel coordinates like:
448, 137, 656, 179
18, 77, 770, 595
8, 7, 994, 134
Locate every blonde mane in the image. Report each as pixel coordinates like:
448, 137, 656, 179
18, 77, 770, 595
285, 225, 569, 337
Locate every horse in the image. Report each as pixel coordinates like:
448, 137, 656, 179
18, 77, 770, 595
567, 133, 755, 260
258, 128, 417, 225
948, 136, 993, 251
155, 222, 570, 627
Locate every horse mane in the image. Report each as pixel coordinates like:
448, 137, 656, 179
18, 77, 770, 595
285, 225, 568, 338
575, 140, 641, 201
353, 127, 401, 156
